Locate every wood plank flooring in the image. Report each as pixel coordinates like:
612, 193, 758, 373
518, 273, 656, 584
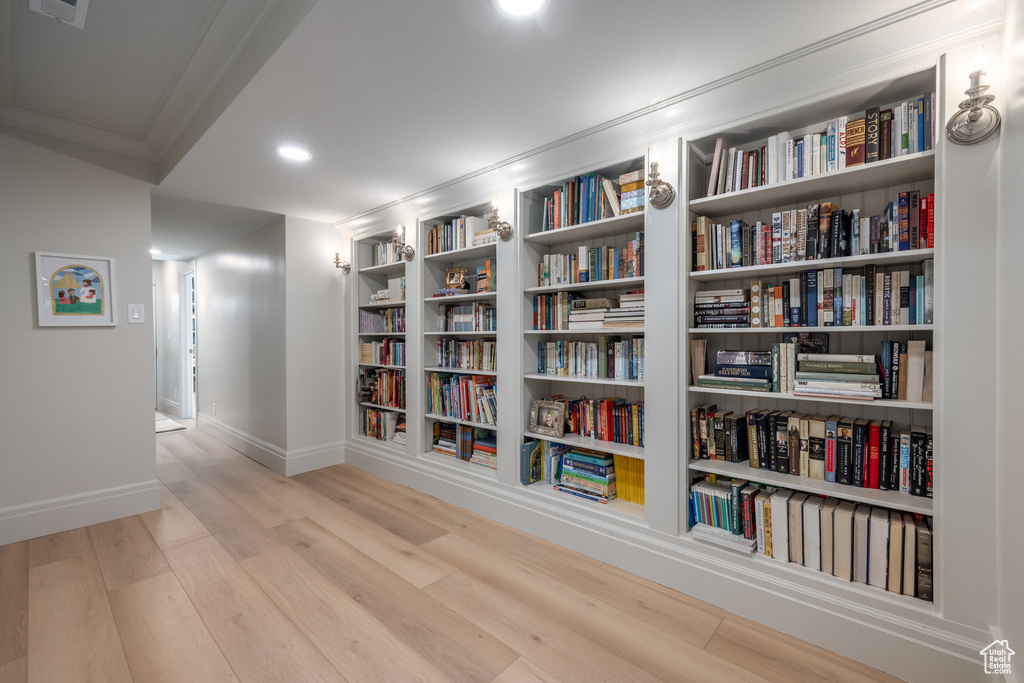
0, 422, 906, 683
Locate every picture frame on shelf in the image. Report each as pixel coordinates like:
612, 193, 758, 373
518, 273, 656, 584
529, 399, 565, 438
34, 251, 117, 327
444, 266, 468, 289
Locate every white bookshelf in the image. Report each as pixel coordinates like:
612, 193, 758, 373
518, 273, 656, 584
683, 68, 937, 608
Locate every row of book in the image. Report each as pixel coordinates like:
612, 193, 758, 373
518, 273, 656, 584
537, 236, 644, 287
432, 423, 496, 469
436, 338, 496, 372
536, 335, 644, 382
689, 404, 932, 496
368, 277, 406, 304
693, 192, 934, 273
363, 409, 403, 442
567, 291, 645, 330
704, 92, 935, 197
426, 372, 497, 426
436, 302, 496, 332
358, 368, 405, 409
520, 440, 646, 505
695, 264, 933, 329
696, 346, 931, 402
359, 339, 405, 366
425, 215, 488, 255
690, 477, 932, 601
547, 395, 645, 448
371, 240, 405, 267
359, 308, 406, 334
538, 168, 643, 232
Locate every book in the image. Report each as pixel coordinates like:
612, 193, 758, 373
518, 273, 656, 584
769, 490, 793, 561
868, 508, 890, 588
853, 505, 871, 583
820, 498, 840, 575
833, 501, 856, 581
888, 513, 904, 593
846, 118, 866, 166
788, 492, 808, 565
802, 496, 824, 570
916, 517, 933, 601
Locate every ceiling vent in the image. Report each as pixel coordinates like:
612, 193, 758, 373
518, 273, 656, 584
28, 0, 89, 29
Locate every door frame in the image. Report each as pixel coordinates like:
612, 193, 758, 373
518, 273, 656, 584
178, 262, 196, 420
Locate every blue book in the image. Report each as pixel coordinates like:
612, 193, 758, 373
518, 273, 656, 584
729, 220, 743, 268
917, 97, 925, 153
909, 279, 917, 325
860, 275, 867, 326
833, 268, 843, 327
807, 270, 818, 327
796, 140, 804, 177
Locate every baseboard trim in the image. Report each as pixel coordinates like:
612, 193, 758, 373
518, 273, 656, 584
0, 479, 160, 546
198, 414, 288, 475
284, 441, 345, 476
344, 439, 990, 683
158, 397, 181, 417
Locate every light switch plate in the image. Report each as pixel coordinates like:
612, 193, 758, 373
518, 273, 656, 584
128, 304, 145, 324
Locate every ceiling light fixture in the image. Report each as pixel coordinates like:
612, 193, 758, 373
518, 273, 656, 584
495, 0, 546, 18
276, 145, 313, 162
149, 249, 161, 256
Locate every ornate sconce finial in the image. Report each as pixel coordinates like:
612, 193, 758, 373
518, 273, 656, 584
946, 70, 1001, 145
646, 161, 676, 209
334, 253, 350, 273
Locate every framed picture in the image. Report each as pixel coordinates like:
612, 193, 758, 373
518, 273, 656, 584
444, 266, 468, 289
528, 399, 565, 438
35, 252, 117, 326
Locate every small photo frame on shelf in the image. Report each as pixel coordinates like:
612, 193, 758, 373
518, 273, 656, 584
34, 251, 117, 327
529, 399, 565, 438
444, 266, 468, 289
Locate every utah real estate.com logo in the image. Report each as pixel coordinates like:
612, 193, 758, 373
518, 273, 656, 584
980, 640, 1014, 676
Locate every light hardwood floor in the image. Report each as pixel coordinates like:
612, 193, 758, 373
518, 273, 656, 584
0, 423, 907, 683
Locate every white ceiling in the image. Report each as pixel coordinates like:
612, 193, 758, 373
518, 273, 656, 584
1, 0, 1005, 256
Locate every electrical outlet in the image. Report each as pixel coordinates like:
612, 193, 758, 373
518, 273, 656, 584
212, 402, 216, 415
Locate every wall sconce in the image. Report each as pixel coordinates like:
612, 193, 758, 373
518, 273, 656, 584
333, 253, 350, 273
393, 225, 415, 261
945, 70, 1001, 145
488, 197, 514, 241
646, 161, 675, 209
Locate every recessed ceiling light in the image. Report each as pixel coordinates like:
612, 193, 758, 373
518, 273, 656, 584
277, 145, 313, 162
495, 0, 546, 18
149, 249, 161, 256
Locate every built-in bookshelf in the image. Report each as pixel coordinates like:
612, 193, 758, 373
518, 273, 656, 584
354, 230, 408, 448
420, 203, 499, 475
516, 155, 649, 520
683, 67, 937, 604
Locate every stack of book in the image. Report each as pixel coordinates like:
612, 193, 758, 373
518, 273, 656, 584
612, 454, 645, 505
470, 431, 497, 469
689, 477, 933, 602
473, 227, 497, 246
694, 288, 749, 328
605, 290, 644, 328
793, 353, 881, 400
555, 450, 617, 504
568, 297, 617, 330
619, 169, 645, 215
432, 422, 457, 457
696, 349, 772, 393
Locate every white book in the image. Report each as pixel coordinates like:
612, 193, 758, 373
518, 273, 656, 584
890, 270, 901, 325
908, 101, 918, 154
923, 259, 934, 324
770, 491, 793, 561
767, 134, 778, 184
860, 217, 870, 256
725, 147, 738, 193
820, 498, 840, 575
802, 134, 813, 178
868, 508, 890, 588
833, 501, 857, 580
811, 134, 821, 175
875, 272, 885, 325
906, 340, 926, 401
755, 494, 767, 554
900, 102, 910, 155
888, 513, 905, 593
902, 512, 916, 596
786, 343, 796, 394
785, 136, 795, 182
788, 492, 808, 565
802, 496, 824, 570
853, 505, 871, 584
837, 116, 848, 169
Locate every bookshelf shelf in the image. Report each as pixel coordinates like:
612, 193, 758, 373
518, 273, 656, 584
358, 301, 406, 310
523, 430, 646, 460
424, 292, 497, 303
358, 331, 406, 337
353, 434, 406, 452
526, 328, 645, 336
358, 363, 405, 370
416, 450, 498, 481
524, 373, 643, 388
688, 459, 932, 515
424, 366, 497, 376
524, 276, 645, 295
425, 330, 497, 337
358, 261, 407, 276
524, 212, 645, 246
687, 386, 932, 410
425, 414, 496, 429
359, 402, 406, 413
424, 242, 496, 261
690, 249, 935, 283
523, 482, 646, 522
690, 150, 934, 216
688, 325, 931, 334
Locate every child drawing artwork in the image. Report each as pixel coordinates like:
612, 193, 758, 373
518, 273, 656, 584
51, 266, 103, 315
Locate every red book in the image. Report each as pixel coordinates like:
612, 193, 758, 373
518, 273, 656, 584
927, 193, 935, 248
919, 195, 929, 249
867, 420, 881, 489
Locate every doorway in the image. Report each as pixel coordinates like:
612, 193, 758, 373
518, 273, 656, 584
179, 265, 197, 419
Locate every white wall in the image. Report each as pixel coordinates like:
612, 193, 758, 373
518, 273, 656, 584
196, 217, 288, 466
0, 133, 159, 546
998, 0, 1024, 672
284, 217, 345, 473
152, 259, 188, 417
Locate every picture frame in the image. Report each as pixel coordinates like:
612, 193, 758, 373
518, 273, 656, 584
34, 251, 117, 327
528, 399, 565, 438
444, 266, 468, 289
